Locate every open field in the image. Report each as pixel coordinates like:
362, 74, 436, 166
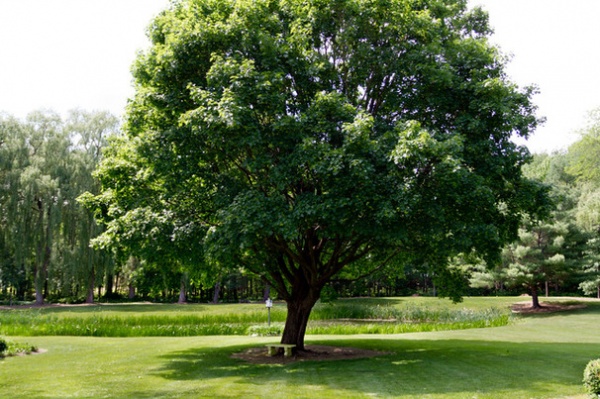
1, 296, 599, 398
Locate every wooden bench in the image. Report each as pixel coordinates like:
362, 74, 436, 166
265, 344, 296, 357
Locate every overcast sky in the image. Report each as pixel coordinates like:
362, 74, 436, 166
1, 0, 599, 154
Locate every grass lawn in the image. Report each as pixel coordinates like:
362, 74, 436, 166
0, 296, 598, 398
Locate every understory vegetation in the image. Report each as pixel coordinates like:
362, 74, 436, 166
0, 337, 38, 357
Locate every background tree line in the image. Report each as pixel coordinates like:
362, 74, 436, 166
1, 107, 599, 304
468, 109, 600, 303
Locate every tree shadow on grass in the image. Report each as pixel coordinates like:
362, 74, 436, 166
514, 301, 600, 319
151, 338, 592, 398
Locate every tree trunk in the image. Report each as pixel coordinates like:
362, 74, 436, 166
212, 282, 220, 304
35, 278, 44, 305
35, 242, 51, 306
86, 287, 94, 303
114, 272, 120, 295
531, 287, 541, 309
86, 267, 95, 304
127, 256, 139, 299
545, 281, 549, 297
178, 277, 187, 304
128, 283, 136, 299
105, 273, 114, 297
281, 296, 320, 351
280, 278, 323, 351
34, 201, 52, 306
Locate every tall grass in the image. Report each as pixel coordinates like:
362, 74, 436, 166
309, 302, 512, 334
0, 310, 283, 337
311, 301, 510, 323
0, 301, 513, 337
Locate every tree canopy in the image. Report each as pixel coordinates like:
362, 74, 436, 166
87, 0, 548, 349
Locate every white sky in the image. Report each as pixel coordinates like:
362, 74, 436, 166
1, 0, 599, 154
0, 0, 169, 119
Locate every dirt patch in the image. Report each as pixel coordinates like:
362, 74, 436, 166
2, 348, 46, 358
0, 301, 156, 310
511, 301, 587, 314
231, 345, 389, 364
0, 303, 95, 310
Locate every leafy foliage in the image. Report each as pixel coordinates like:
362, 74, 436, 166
87, 0, 547, 347
0, 336, 37, 357
583, 358, 600, 397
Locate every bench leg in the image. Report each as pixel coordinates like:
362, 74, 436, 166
267, 346, 277, 356
284, 347, 293, 357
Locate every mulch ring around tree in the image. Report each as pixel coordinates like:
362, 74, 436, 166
510, 301, 587, 314
231, 345, 390, 364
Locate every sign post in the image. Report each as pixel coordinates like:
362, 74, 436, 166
265, 298, 273, 326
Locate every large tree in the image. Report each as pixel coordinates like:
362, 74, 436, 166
88, 0, 547, 349
0, 110, 118, 304
502, 219, 568, 308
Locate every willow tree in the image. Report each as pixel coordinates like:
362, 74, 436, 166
0, 115, 30, 299
0, 111, 70, 304
0, 110, 118, 304
63, 110, 119, 302
89, 0, 547, 349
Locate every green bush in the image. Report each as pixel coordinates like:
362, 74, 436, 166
583, 358, 600, 397
0, 337, 7, 354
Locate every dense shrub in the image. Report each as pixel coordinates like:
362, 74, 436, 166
0, 337, 7, 354
583, 358, 600, 397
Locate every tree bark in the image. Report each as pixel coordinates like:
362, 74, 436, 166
280, 281, 323, 351
212, 282, 220, 304
127, 256, 139, 299
34, 276, 44, 305
86, 267, 95, 304
34, 200, 52, 306
280, 298, 318, 351
128, 283, 136, 299
35, 239, 52, 306
178, 277, 187, 304
531, 287, 541, 309
105, 273, 114, 297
